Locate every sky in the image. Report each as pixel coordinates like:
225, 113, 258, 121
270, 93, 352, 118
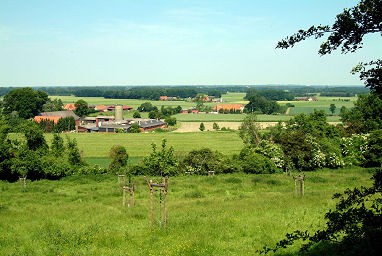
0, 0, 380, 87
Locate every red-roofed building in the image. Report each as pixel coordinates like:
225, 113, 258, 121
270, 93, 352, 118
33, 116, 62, 124
95, 105, 110, 112
63, 103, 76, 111
213, 104, 245, 113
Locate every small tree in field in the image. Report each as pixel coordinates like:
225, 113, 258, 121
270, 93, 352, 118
199, 122, 205, 131
130, 123, 141, 133
133, 111, 141, 118
239, 114, 261, 147
213, 122, 220, 130
142, 139, 179, 176
165, 116, 177, 126
329, 103, 337, 115
66, 137, 84, 167
51, 133, 65, 157
108, 145, 128, 173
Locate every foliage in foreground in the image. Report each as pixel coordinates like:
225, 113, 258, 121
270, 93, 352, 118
260, 169, 382, 256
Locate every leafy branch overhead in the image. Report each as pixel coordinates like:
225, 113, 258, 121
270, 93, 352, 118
277, 0, 382, 94
276, 0, 382, 54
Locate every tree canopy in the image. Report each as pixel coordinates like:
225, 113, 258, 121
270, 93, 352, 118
277, 0, 382, 94
2, 87, 49, 118
74, 99, 90, 117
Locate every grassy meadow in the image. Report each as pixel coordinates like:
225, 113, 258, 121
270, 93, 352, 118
0, 168, 374, 255
45, 132, 244, 167
284, 96, 356, 116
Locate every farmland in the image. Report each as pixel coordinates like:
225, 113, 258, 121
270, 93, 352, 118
45, 132, 244, 167
52, 92, 353, 123
45, 93, 355, 166
0, 168, 374, 255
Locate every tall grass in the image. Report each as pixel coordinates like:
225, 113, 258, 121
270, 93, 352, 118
0, 168, 373, 255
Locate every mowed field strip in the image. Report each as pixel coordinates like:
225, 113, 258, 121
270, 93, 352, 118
46, 131, 244, 160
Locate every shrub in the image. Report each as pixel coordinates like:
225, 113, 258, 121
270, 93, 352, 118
199, 122, 205, 131
130, 123, 141, 133
141, 139, 179, 176
254, 140, 285, 169
164, 116, 177, 126
182, 148, 238, 175
76, 165, 107, 175
341, 134, 368, 166
213, 122, 220, 130
108, 145, 128, 174
133, 111, 141, 118
363, 129, 382, 167
239, 148, 278, 174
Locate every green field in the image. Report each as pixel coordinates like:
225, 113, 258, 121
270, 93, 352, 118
0, 168, 374, 255
282, 96, 356, 116
45, 132, 244, 167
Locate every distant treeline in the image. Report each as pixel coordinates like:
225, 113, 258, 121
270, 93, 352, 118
287, 86, 370, 97
29, 86, 224, 100
0, 85, 369, 99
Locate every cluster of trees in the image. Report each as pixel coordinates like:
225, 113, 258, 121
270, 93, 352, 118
263, 0, 382, 254
136, 102, 180, 126
0, 120, 91, 181
247, 89, 294, 101
37, 117, 76, 133
110, 109, 381, 178
244, 90, 286, 114
1, 87, 49, 119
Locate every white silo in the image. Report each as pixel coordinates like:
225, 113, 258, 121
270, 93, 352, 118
115, 104, 123, 122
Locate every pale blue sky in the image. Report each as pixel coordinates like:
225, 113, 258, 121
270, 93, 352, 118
0, 0, 380, 86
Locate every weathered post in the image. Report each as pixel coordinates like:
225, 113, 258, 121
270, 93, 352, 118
122, 186, 127, 207
19, 176, 27, 191
163, 176, 168, 227
118, 174, 126, 189
129, 184, 135, 207
122, 185, 135, 207
293, 174, 305, 196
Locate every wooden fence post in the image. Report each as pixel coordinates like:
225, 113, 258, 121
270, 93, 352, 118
19, 176, 27, 191
122, 186, 127, 207
293, 174, 305, 196
144, 176, 168, 229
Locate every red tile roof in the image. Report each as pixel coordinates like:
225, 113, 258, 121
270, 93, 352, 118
34, 116, 62, 124
214, 104, 244, 111
64, 103, 76, 111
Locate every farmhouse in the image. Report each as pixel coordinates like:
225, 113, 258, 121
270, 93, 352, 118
294, 96, 318, 101
77, 105, 166, 133
34, 110, 80, 125
160, 95, 178, 101
94, 105, 133, 112
63, 103, 76, 111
